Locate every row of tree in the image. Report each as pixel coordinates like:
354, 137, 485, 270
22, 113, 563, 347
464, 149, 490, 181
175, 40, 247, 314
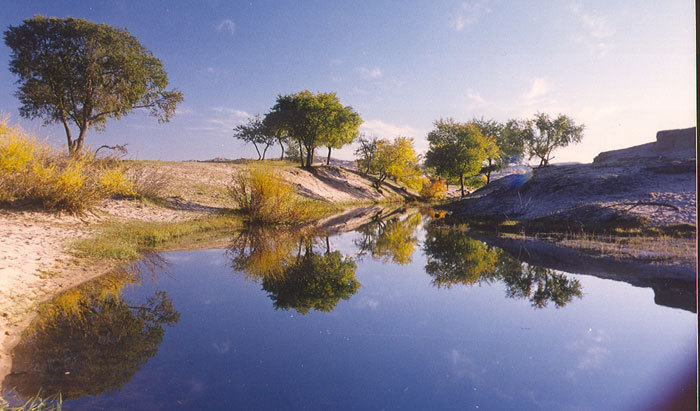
425, 114, 584, 196
233, 91, 362, 167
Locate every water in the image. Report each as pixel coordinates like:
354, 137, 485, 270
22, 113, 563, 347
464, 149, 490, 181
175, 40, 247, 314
3, 211, 696, 410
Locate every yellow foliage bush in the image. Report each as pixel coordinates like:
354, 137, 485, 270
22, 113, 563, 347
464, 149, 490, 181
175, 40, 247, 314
0, 117, 133, 212
228, 165, 330, 225
420, 179, 447, 200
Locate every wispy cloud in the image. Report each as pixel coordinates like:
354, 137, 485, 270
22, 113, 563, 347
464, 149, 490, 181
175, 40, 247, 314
360, 119, 419, 139
466, 88, 487, 108
183, 106, 250, 135
356, 66, 383, 79
215, 19, 235, 35
565, 328, 611, 381
454, 1, 492, 31
570, 3, 614, 57
520, 77, 550, 105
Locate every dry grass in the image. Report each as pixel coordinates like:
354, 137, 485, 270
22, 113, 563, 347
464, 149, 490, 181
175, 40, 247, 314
557, 233, 696, 265
0, 118, 132, 213
228, 164, 339, 225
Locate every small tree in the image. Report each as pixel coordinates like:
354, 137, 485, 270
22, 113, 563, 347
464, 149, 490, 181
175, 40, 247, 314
233, 114, 276, 160
370, 136, 422, 190
523, 113, 584, 167
425, 119, 487, 197
354, 134, 379, 175
472, 118, 527, 183
4, 16, 183, 155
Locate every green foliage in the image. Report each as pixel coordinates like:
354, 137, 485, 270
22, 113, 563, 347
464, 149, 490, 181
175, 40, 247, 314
233, 114, 277, 160
262, 246, 360, 314
3, 16, 183, 154
229, 230, 360, 315
523, 113, 584, 167
422, 226, 582, 307
0, 118, 133, 213
265, 90, 362, 167
423, 227, 499, 288
425, 118, 487, 197
369, 136, 423, 190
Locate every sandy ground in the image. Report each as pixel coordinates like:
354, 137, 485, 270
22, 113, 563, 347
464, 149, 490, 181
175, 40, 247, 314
0, 161, 414, 381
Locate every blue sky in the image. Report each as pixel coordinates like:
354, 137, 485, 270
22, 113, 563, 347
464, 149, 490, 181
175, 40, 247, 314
0, 1, 695, 163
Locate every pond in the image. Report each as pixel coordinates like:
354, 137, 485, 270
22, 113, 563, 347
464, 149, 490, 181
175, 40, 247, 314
2, 210, 696, 410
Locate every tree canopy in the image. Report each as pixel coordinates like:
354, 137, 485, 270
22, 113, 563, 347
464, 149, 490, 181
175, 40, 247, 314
471, 118, 527, 183
368, 136, 422, 190
265, 90, 361, 167
3, 16, 183, 155
424, 118, 488, 197
523, 113, 584, 167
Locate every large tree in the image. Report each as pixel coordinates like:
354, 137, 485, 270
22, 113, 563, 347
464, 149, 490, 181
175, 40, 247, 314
266, 90, 361, 168
424, 118, 488, 197
523, 113, 584, 167
4, 16, 183, 155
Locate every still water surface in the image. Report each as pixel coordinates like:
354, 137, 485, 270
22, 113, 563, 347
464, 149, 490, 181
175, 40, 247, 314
3, 211, 696, 410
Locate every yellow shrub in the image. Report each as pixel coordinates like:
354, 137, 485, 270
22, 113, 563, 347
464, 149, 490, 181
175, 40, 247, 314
100, 164, 135, 197
0, 117, 131, 212
229, 165, 327, 225
420, 179, 447, 200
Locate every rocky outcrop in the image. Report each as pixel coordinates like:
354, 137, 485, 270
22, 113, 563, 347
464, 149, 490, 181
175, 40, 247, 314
593, 127, 695, 163
447, 128, 697, 230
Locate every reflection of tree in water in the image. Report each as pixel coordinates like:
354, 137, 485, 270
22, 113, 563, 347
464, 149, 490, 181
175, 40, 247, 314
424, 227, 499, 287
355, 212, 422, 265
493, 254, 583, 308
423, 227, 582, 308
4, 267, 180, 400
228, 227, 299, 280
229, 229, 360, 315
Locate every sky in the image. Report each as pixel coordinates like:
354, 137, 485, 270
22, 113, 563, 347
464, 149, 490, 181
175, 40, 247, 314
0, 0, 695, 164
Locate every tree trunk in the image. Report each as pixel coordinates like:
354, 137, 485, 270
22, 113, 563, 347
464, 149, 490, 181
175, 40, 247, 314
460, 174, 465, 198
325, 236, 330, 254
70, 124, 89, 155
305, 147, 314, 168
326, 147, 332, 165
486, 159, 493, 183
299, 141, 305, 167
262, 144, 269, 160
253, 143, 262, 160
279, 140, 285, 160
61, 117, 74, 154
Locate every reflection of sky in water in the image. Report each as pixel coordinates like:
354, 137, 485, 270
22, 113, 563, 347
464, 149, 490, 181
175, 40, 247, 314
9, 224, 696, 410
